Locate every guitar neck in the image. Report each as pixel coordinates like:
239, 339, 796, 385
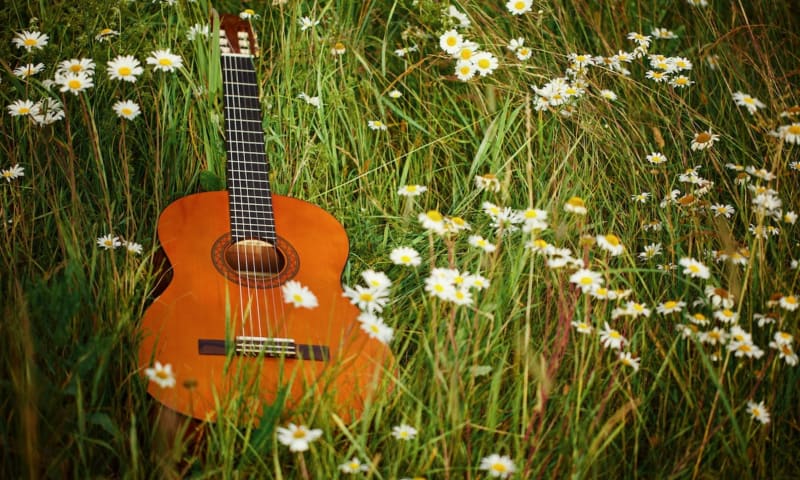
221, 53, 276, 244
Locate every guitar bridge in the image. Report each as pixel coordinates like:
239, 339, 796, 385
198, 337, 329, 361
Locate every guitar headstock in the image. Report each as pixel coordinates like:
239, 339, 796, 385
219, 13, 259, 57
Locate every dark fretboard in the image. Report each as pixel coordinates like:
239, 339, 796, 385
221, 53, 276, 243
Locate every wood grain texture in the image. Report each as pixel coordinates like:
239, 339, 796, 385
139, 191, 392, 423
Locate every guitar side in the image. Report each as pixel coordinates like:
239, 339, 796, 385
139, 191, 392, 422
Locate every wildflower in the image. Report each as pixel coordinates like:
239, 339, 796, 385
446, 5, 471, 29
709, 204, 734, 219
7, 99, 35, 117
367, 120, 387, 131
564, 196, 587, 215
706, 54, 720, 69
113, 100, 141, 120
12, 30, 49, 51
331, 41, 346, 56
97, 234, 121, 250
638, 243, 662, 262
732, 91, 766, 115
298, 16, 320, 31
468, 235, 496, 253
506, 0, 533, 15
745, 166, 775, 181
281, 280, 319, 309
754, 312, 778, 328
124, 241, 143, 255
30, 98, 64, 126
679, 257, 711, 280
670, 75, 694, 88
597, 234, 624, 256
343, 284, 389, 313
705, 286, 734, 309
600, 89, 617, 101
631, 192, 651, 204
424, 269, 458, 301
390, 247, 421, 266
57, 58, 95, 75
475, 173, 501, 192
1, 164, 25, 182
518, 208, 548, 233
465, 273, 490, 290
699, 327, 727, 345
397, 184, 426, 196
600, 322, 627, 350
772, 123, 800, 145
627, 32, 651, 48
645, 70, 669, 83
107, 55, 144, 82
569, 268, 604, 293
571, 320, 593, 335
95, 28, 119, 42
56, 72, 93, 95
728, 339, 764, 359
439, 30, 463, 55
455, 60, 477, 81
453, 41, 479, 62
358, 312, 394, 344
297, 93, 321, 108
769, 335, 798, 366
186, 24, 210, 41
652, 28, 677, 39
444, 216, 470, 233
687, 312, 710, 326
713, 308, 738, 324
472, 52, 499, 77
779, 294, 798, 311
690, 130, 720, 151
391, 424, 418, 440
516, 47, 532, 61
339, 457, 369, 474
276, 423, 322, 452
746, 401, 770, 424
479, 454, 516, 479
618, 352, 640, 372
784, 211, 798, 224
568, 53, 595, 68
146, 49, 183, 72
144, 361, 176, 388
239, 9, 259, 19
418, 210, 446, 235
388, 89, 402, 99
646, 152, 667, 165
622, 301, 651, 319
13, 63, 45, 78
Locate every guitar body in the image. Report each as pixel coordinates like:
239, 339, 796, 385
139, 191, 391, 422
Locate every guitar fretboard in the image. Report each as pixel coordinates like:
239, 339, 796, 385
221, 53, 276, 243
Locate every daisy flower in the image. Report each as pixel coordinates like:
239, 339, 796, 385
472, 52, 499, 77
106, 55, 144, 83
446, 5, 471, 29
13, 63, 45, 78
599, 89, 617, 101
388, 89, 402, 98
339, 457, 369, 474
146, 49, 183, 72
97, 234, 121, 250
691, 130, 720, 151
57, 58, 95, 76
276, 423, 322, 452
56, 72, 94, 95
600, 322, 627, 350
418, 210, 446, 235
239, 9, 259, 19
627, 32, 651, 48
7, 99, 35, 117
186, 24, 210, 41
331, 42, 346, 56
645, 70, 669, 83
439, 30, 463, 55
391, 424, 418, 440
390, 247, 421, 266
710, 204, 734, 218
779, 294, 798, 311
670, 75, 694, 88
124, 241, 143, 255
281, 280, 319, 309
468, 235, 497, 253
1, 164, 25, 182
732, 91, 766, 115
12, 30, 49, 51
564, 196, 587, 215
298, 16, 320, 31
397, 184, 426, 196
475, 173, 500, 192
632, 192, 651, 203
638, 243, 662, 262
772, 123, 800, 144
656, 300, 686, 315
144, 361, 176, 388
746, 400, 770, 425
651, 28, 677, 39
479, 454, 516, 479
358, 312, 394, 344
679, 257, 711, 279
113, 100, 141, 120
367, 120, 387, 131
95, 28, 119, 42
596, 234, 625, 256
618, 352, 640, 372
343, 284, 389, 313
569, 268, 604, 293
453, 41, 480, 62
455, 60, 477, 81
516, 46, 532, 61
571, 320, 593, 335
506, 0, 533, 15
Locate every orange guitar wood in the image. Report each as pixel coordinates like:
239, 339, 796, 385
139, 191, 392, 423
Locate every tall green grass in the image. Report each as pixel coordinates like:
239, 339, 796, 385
1, 0, 798, 477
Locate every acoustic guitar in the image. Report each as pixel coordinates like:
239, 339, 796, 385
138, 15, 392, 423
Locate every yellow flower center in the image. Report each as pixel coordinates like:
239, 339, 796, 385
693, 313, 706, 321
580, 277, 593, 285
122, 108, 132, 116
19, 107, 30, 114
334, 41, 345, 51
785, 295, 798, 305
688, 265, 700, 273
738, 344, 752, 353
156, 370, 169, 380
426, 211, 442, 222
567, 196, 585, 207
609, 331, 621, 339
24, 38, 37, 46
159, 57, 173, 66
292, 294, 303, 303
788, 125, 800, 135
69, 64, 82, 72
446, 36, 457, 47
292, 429, 307, 439
459, 65, 472, 75
119, 66, 132, 76
68, 79, 82, 89
604, 234, 620, 246
400, 255, 411, 263
477, 58, 491, 69
359, 292, 374, 302
491, 463, 508, 473
533, 239, 547, 249
663, 301, 677, 309
370, 325, 380, 334
460, 49, 473, 60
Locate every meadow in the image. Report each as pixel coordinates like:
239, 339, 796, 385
1, 0, 799, 478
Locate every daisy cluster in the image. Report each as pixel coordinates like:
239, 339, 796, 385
437, 6, 499, 82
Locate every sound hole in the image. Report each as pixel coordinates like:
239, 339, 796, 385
224, 239, 285, 277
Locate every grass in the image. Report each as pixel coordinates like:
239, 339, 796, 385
2, 0, 799, 478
